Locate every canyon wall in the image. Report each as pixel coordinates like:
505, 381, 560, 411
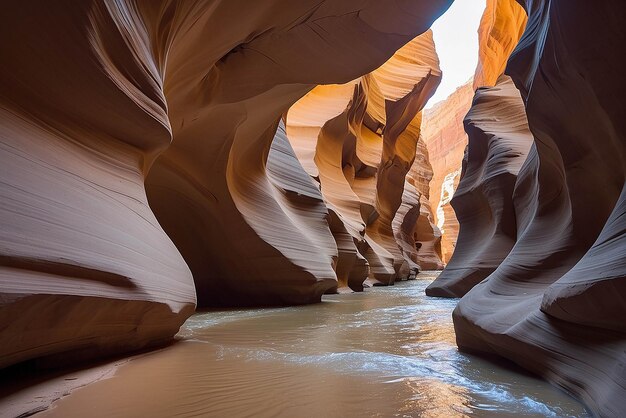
145, 1, 451, 306
0, 0, 452, 368
426, 0, 528, 295
446, 0, 626, 416
422, 0, 529, 267
285, 31, 444, 291
421, 81, 474, 263
473, 0, 528, 89
0, 0, 198, 369
426, 75, 532, 297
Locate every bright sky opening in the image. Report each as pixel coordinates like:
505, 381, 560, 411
426, 0, 486, 108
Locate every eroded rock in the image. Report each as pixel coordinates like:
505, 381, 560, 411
452, 1, 626, 415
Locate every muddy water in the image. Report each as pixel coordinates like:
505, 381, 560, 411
40, 273, 589, 417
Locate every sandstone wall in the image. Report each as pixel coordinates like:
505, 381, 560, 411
473, 0, 528, 89
286, 31, 445, 291
422, 81, 474, 263
425, 0, 528, 290
426, 75, 532, 297
422, 0, 528, 267
0, 0, 452, 367
451, 1, 626, 415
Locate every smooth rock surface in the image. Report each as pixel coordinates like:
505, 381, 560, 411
426, 75, 532, 297
145, 1, 452, 306
453, 1, 626, 416
286, 31, 444, 290
0, 0, 197, 369
0, 0, 453, 368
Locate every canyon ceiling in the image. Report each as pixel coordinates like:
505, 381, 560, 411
0, 0, 624, 417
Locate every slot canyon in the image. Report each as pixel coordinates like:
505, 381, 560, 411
0, 0, 624, 417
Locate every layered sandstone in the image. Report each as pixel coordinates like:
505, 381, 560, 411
0, 0, 452, 368
426, 75, 532, 297
452, 1, 626, 416
286, 31, 444, 290
0, 0, 197, 369
422, 0, 528, 267
473, 0, 528, 89
144, 1, 451, 306
404, 143, 444, 271
426, 0, 528, 294
422, 81, 474, 263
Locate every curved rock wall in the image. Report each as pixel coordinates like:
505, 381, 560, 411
473, 0, 528, 89
405, 139, 444, 271
0, 0, 452, 367
426, 0, 528, 295
285, 31, 444, 290
422, 81, 474, 263
423, 0, 528, 268
451, 0, 626, 415
426, 75, 532, 297
144, 1, 452, 306
0, 0, 197, 369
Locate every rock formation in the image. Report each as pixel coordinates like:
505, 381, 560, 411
473, 0, 528, 89
426, 0, 529, 296
285, 30, 444, 290
0, 0, 452, 368
422, 0, 529, 268
448, 0, 626, 416
144, 1, 453, 306
0, 0, 198, 369
404, 140, 444, 272
426, 75, 532, 296
422, 81, 474, 263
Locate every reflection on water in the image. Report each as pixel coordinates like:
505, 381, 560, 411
41, 273, 589, 417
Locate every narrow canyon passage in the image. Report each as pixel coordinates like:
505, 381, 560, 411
1, 0, 625, 416
30, 275, 588, 417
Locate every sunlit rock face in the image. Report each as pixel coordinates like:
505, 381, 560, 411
405, 139, 445, 272
473, 0, 528, 89
453, 0, 626, 415
426, 0, 528, 296
0, 0, 452, 367
422, 81, 474, 263
286, 31, 444, 291
426, 75, 532, 297
422, 0, 528, 268
144, 1, 452, 306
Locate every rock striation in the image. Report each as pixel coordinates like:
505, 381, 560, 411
426, 75, 532, 297
426, 0, 528, 295
422, 81, 474, 263
473, 0, 528, 89
449, 0, 626, 416
285, 30, 444, 291
0, 0, 452, 367
0, 0, 197, 369
144, 1, 453, 306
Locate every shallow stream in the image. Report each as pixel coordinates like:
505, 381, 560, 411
40, 273, 589, 417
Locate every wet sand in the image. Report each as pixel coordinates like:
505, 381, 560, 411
9, 273, 589, 417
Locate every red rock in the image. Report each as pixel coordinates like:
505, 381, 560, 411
286, 31, 445, 289
453, 1, 626, 416
426, 75, 533, 297
422, 81, 474, 263
0, 0, 453, 367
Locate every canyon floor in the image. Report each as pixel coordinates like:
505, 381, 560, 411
1, 273, 589, 417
